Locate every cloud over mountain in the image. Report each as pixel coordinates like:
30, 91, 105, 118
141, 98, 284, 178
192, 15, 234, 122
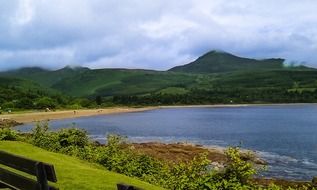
0, 0, 317, 71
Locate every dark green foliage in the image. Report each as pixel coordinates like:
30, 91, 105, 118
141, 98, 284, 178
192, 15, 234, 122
0, 128, 18, 141
15, 98, 34, 109
95, 135, 163, 179
169, 50, 286, 74
31, 122, 89, 153
35, 97, 58, 109
95, 96, 102, 105
0, 76, 70, 110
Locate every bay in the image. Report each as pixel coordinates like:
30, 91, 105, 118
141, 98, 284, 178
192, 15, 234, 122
16, 105, 317, 180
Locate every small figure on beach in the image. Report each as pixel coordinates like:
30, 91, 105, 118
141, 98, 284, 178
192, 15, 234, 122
73, 110, 77, 114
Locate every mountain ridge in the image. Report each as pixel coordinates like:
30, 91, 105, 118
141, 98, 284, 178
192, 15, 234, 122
1, 50, 313, 74
0, 50, 316, 99
169, 50, 291, 73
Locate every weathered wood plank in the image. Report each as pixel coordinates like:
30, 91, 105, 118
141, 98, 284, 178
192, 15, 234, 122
0, 182, 10, 188
0, 151, 57, 182
0, 167, 58, 190
0, 167, 40, 190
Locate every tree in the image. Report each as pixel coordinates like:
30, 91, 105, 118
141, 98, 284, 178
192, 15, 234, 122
95, 96, 102, 105
35, 97, 57, 109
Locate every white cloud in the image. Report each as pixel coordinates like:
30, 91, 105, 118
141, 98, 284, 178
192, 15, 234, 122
11, 0, 34, 26
0, 0, 317, 70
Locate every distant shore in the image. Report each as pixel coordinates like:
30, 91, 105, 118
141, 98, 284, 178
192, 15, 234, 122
1, 103, 316, 124
0, 107, 156, 124
159, 103, 317, 108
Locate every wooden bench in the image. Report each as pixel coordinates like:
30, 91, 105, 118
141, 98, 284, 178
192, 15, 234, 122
0, 151, 58, 190
117, 184, 142, 190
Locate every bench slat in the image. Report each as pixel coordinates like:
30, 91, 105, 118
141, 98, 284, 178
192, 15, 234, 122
0, 182, 10, 188
0, 167, 40, 190
0, 168, 58, 190
0, 151, 57, 182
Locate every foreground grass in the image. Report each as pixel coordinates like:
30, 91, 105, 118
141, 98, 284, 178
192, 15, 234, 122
0, 141, 164, 190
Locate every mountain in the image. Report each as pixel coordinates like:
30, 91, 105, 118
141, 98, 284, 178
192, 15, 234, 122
0, 67, 197, 97
1, 66, 90, 87
169, 50, 287, 73
1, 51, 316, 100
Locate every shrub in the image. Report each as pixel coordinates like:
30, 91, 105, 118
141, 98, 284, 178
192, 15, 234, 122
223, 147, 256, 183
30, 122, 89, 153
96, 135, 163, 179
57, 128, 88, 148
31, 122, 56, 149
159, 153, 212, 190
0, 128, 19, 141
97, 135, 134, 173
201, 147, 257, 190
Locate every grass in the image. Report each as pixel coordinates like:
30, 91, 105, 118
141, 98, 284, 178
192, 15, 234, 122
0, 141, 164, 190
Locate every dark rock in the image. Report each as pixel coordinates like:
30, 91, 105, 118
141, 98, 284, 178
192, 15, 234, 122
0, 119, 22, 128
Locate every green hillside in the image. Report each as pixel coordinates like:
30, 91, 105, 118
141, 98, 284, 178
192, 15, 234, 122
1, 66, 90, 87
170, 50, 289, 74
0, 76, 65, 110
52, 69, 198, 97
212, 70, 317, 89
0, 67, 198, 97
1, 50, 317, 105
0, 141, 163, 190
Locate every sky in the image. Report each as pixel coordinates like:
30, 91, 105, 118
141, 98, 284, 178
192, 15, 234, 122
0, 0, 317, 71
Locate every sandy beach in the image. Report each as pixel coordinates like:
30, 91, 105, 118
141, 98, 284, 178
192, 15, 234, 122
0, 107, 156, 123
1, 103, 315, 124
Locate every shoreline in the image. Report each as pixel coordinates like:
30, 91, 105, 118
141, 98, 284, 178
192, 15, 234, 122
1, 103, 316, 124
0, 107, 157, 124
159, 102, 317, 108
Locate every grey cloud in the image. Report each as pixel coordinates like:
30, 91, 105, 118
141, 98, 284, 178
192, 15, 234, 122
0, 0, 317, 71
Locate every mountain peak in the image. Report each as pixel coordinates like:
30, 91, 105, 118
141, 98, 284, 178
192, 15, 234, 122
207, 49, 229, 54
198, 50, 236, 59
169, 50, 284, 74
57, 65, 90, 72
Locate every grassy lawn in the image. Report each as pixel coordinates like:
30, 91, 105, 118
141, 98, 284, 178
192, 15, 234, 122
0, 141, 164, 190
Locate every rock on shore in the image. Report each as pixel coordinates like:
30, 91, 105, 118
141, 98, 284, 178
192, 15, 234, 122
0, 118, 22, 128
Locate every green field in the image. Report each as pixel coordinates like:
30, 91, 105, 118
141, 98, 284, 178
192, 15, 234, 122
0, 141, 164, 190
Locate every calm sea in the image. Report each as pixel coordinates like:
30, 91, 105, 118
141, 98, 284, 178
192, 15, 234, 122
16, 105, 317, 180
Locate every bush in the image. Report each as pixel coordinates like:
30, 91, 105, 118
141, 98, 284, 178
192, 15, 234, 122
223, 147, 256, 183
96, 135, 163, 179
158, 153, 212, 190
57, 128, 88, 148
201, 147, 257, 190
0, 128, 19, 141
30, 122, 89, 153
